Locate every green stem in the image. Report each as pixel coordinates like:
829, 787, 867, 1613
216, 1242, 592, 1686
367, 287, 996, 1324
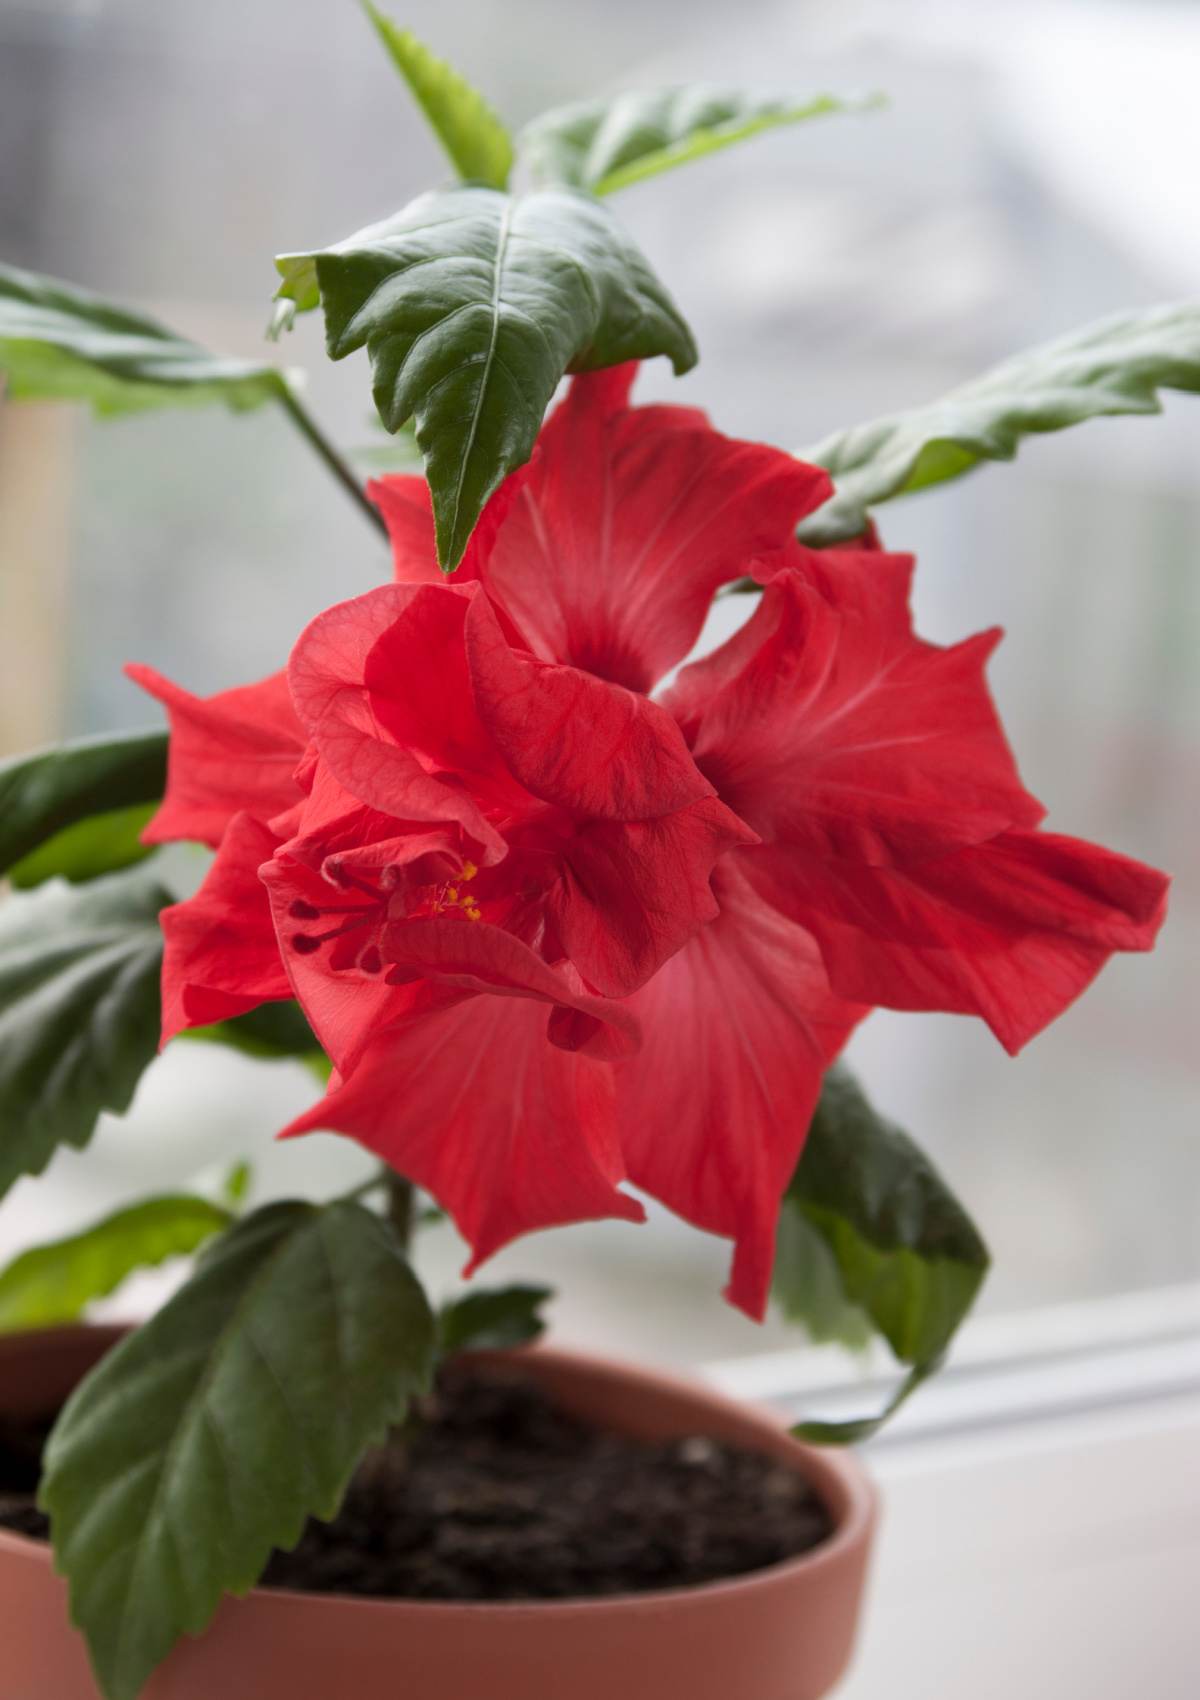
279, 384, 389, 542
385, 1170, 416, 1254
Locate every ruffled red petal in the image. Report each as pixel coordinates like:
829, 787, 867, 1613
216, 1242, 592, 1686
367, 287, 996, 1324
666, 558, 1043, 865
280, 993, 645, 1267
747, 829, 1169, 1055
126, 664, 305, 848
159, 812, 292, 1045
466, 366, 832, 694
615, 858, 864, 1320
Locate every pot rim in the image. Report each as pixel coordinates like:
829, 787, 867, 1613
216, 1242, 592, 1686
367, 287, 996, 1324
0, 1324, 877, 1620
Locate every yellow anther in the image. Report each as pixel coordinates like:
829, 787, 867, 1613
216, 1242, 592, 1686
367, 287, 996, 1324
446, 886, 459, 902
466, 905, 482, 922
461, 860, 478, 882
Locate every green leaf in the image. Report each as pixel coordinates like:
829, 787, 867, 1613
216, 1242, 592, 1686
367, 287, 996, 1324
0, 870, 167, 1200
8, 801, 158, 889
0, 1195, 233, 1331
772, 1208, 873, 1353
221, 1160, 253, 1208
275, 185, 697, 567
777, 1064, 988, 1443
186, 1000, 321, 1062
521, 85, 879, 196
41, 1200, 436, 1700
439, 1283, 553, 1354
800, 301, 1200, 544
0, 263, 290, 416
0, 729, 166, 882
362, 4, 513, 189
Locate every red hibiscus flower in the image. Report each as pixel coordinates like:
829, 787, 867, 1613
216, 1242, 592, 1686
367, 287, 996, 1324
129, 364, 1168, 1319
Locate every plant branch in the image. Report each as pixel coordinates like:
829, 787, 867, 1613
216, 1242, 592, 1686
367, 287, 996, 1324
384, 1170, 416, 1254
279, 384, 389, 541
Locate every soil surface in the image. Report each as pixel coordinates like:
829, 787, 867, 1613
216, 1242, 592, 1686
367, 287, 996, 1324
0, 1364, 832, 1601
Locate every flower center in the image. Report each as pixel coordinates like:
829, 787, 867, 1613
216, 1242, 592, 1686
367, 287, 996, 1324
285, 858, 482, 974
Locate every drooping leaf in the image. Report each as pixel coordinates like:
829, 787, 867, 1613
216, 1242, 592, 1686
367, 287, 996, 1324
0, 263, 290, 415
0, 729, 166, 882
778, 1064, 989, 1443
0, 1194, 233, 1331
362, 4, 513, 189
41, 1200, 436, 1700
772, 1207, 872, 1353
275, 185, 697, 567
521, 84, 879, 196
439, 1283, 554, 1354
0, 870, 167, 1200
800, 301, 1200, 544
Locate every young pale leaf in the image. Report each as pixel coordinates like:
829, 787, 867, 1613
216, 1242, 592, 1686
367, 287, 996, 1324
276, 185, 697, 567
777, 1064, 988, 1443
362, 3, 513, 189
0, 263, 289, 415
439, 1283, 554, 1353
41, 1200, 436, 1700
521, 85, 878, 196
800, 301, 1200, 544
0, 729, 166, 882
0, 1195, 233, 1330
0, 870, 167, 1200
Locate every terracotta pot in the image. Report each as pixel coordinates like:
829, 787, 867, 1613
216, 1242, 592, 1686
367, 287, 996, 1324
0, 1325, 877, 1700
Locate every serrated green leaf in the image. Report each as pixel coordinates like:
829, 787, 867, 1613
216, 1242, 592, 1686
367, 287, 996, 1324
41, 1200, 436, 1700
0, 871, 167, 1200
0, 1195, 233, 1331
521, 84, 879, 196
439, 1283, 553, 1354
800, 301, 1200, 544
362, 4, 513, 189
8, 801, 158, 889
777, 1064, 988, 1444
0, 729, 166, 882
0, 263, 290, 416
275, 185, 697, 567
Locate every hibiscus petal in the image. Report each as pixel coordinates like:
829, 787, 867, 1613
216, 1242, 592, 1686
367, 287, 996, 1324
288, 583, 508, 859
616, 858, 865, 1320
666, 559, 1044, 865
159, 812, 293, 1045
380, 915, 641, 1060
279, 994, 646, 1268
368, 470, 521, 587
748, 829, 1169, 1055
465, 591, 713, 821
548, 796, 759, 998
126, 664, 305, 848
470, 367, 832, 694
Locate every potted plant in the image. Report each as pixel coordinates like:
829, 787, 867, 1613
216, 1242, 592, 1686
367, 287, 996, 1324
0, 12, 1191, 1699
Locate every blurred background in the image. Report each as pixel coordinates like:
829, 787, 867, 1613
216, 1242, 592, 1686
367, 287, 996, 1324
0, 0, 1197, 1369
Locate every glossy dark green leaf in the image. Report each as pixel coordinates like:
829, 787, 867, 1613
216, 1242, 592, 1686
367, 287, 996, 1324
439, 1283, 554, 1354
0, 729, 166, 882
363, 4, 513, 188
521, 85, 879, 196
0, 871, 167, 1200
800, 301, 1200, 544
0, 1194, 233, 1330
41, 1200, 436, 1700
0, 263, 289, 415
778, 1064, 988, 1443
276, 185, 697, 567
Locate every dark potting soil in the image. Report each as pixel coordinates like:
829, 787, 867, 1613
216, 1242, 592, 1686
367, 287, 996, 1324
0, 1365, 833, 1601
